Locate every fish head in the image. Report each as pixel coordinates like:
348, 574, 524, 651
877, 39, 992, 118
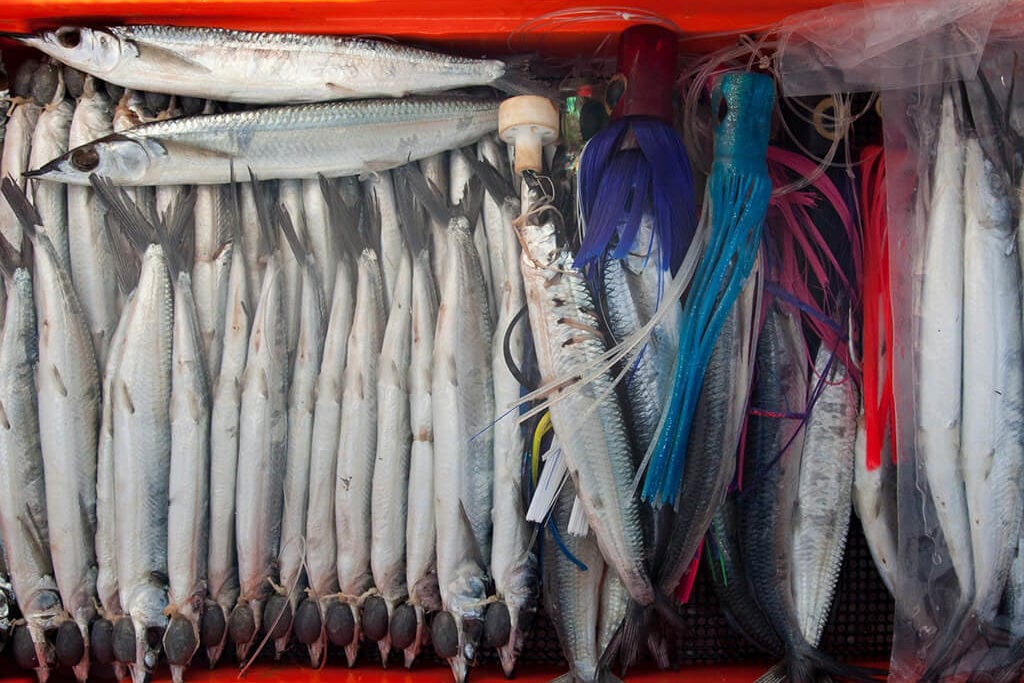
517, 219, 561, 270
26, 134, 155, 186
17, 27, 126, 77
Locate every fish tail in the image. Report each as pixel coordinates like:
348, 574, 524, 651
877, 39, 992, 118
318, 174, 361, 259
790, 643, 887, 683
493, 55, 558, 99
752, 660, 785, 683
248, 171, 280, 256
392, 169, 431, 257
612, 600, 644, 671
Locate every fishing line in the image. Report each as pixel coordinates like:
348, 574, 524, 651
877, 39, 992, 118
503, 304, 534, 390
237, 536, 307, 678
506, 7, 682, 55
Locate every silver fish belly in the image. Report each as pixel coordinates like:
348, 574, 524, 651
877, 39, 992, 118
21, 25, 507, 104
303, 255, 354, 667
233, 255, 288, 660
518, 218, 652, 608
370, 247, 413, 662
32, 98, 500, 186
112, 244, 173, 683
0, 266, 61, 682
165, 271, 211, 683
334, 247, 385, 666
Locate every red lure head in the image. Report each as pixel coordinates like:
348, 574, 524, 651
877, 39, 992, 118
610, 24, 678, 123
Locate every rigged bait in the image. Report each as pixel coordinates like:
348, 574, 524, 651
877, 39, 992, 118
575, 24, 695, 275
642, 71, 774, 506
28, 97, 500, 186
17, 25, 517, 104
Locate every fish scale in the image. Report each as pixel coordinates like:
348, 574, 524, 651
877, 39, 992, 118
334, 247, 385, 666
791, 348, 857, 648
303, 254, 354, 668
165, 270, 211, 683
403, 239, 439, 668
112, 244, 174, 683
432, 210, 494, 683
370, 246, 413, 662
233, 254, 288, 661
518, 216, 652, 609
20, 25, 507, 104
275, 225, 325, 657
31, 97, 501, 186
739, 302, 816, 681
0, 265, 62, 683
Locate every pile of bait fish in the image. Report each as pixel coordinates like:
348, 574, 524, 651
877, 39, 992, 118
0, 23, 886, 683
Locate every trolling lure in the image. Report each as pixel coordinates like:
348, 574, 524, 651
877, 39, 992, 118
641, 71, 775, 506
574, 24, 696, 276
858, 145, 894, 470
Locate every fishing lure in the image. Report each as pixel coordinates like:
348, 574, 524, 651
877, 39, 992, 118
575, 24, 696, 277
641, 71, 774, 506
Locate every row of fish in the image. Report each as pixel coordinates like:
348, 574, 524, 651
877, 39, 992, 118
0, 24, 888, 683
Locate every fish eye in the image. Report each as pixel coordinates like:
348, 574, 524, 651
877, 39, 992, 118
71, 147, 101, 172
57, 28, 81, 49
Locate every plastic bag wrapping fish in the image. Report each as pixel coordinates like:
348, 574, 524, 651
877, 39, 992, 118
775, 0, 1003, 96
878, 40, 1024, 683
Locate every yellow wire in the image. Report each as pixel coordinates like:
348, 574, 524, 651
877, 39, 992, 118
531, 412, 553, 487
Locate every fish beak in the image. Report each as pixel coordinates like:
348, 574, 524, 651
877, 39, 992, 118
0, 32, 35, 42
1, 33, 46, 51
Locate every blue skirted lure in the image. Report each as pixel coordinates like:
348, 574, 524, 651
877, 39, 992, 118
641, 71, 775, 506
574, 24, 696, 277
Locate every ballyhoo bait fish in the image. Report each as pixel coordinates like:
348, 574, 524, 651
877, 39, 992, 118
14, 25, 529, 104
28, 97, 500, 186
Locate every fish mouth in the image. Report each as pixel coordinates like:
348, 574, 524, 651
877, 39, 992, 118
0, 32, 38, 44
22, 157, 64, 179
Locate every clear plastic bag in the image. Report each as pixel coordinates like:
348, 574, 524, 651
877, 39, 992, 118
882, 42, 1024, 683
776, 0, 1004, 95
